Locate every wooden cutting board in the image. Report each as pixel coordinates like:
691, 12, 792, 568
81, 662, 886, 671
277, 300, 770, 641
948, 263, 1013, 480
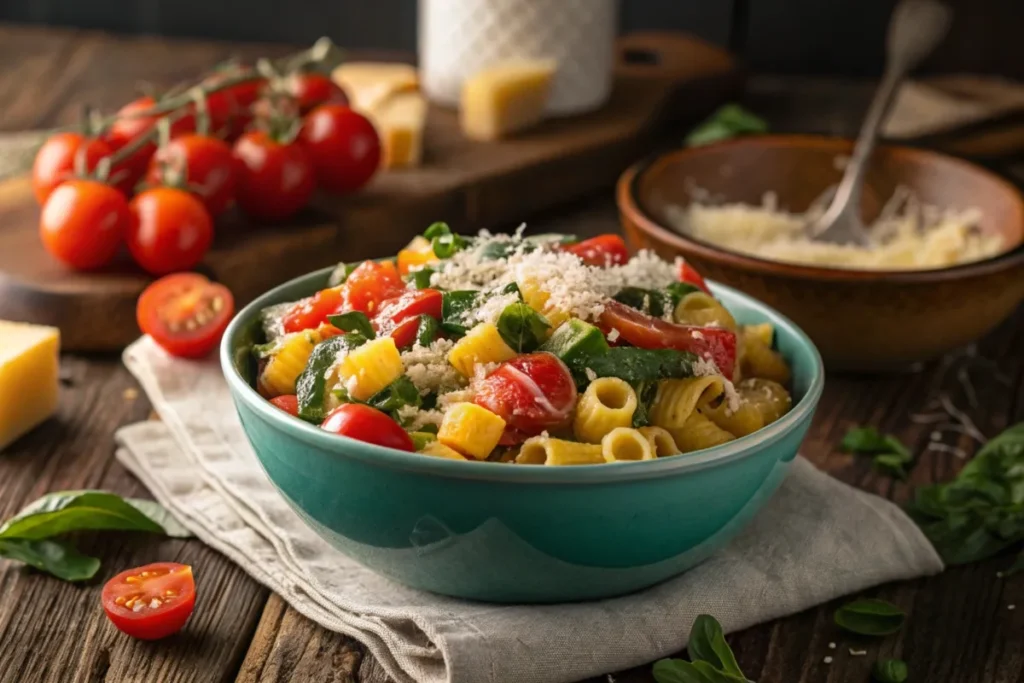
0, 32, 741, 351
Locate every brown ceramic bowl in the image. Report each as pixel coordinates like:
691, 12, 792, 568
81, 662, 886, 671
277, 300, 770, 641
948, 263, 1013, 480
617, 135, 1024, 371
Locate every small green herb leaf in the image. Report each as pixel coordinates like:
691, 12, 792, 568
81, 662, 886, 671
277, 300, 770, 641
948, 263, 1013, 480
423, 222, 468, 259
408, 266, 435, 289
631, 380, 659, 428
834, 598, 906, 636
873, 453, 909, 480
688, 614, 744, 677
0, 538, 101, 582
652, 659, 746, 683
327, 311, 375, 339
842, 427, 911, 460
441, 290, 479, 336
873, 658, 908, 683
685, 104, 768, 147
365, 376, 422, 414
0, 491, 190, 540
415, 315, 440, 348
496, 303, 551, 353
666, 282, 701, 306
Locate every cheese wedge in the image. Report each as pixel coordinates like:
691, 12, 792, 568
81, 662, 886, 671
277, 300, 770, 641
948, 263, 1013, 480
460, 60, 556, 141
0, 321, 60, 451
332, 62, 419, 113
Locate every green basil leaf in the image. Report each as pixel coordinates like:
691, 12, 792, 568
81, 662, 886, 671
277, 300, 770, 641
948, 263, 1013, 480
834, 598, 906, 636
327, 311, 375, 339
841, 427, 910, 460
873, 453, 909, 480
613, 287, 668, 318
125, 499, 193, 538
408, 267, 435, 289
258, 301, 294, 342
685, 104, 768, 147
568, 347, 696, 385
415, 315, 440, 348
631, 380, 659, 428
327, 262, 359, 287
666, 282, 701, 306
652, 659, 713, 683
687, 614, 744, 677
365, 377, 422, 414
296, 334, 368, 423
423, 222, 468, 259
441, 291, 479, 336
496, 303, 551, 353
873, 658, 908, 683
0, 538, 101, 582
409, 432, 436, 450
0, 491, 189, 540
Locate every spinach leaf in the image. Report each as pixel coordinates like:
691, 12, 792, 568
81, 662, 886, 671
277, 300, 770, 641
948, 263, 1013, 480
327, 311, 375, 339
496, 303, 551, 353
0, 491, 191, 540
0, 538, 100, 582
365, 377, 422, 414
296, 334, 368, 423
415, 315, 440, 347
873, 659, 908, 683
568, 347, 696, 385
631, 380, 659, 428
408, 266, 435, 289
613, 287, 669, 317
688, 614, 744, 677
834, 598, 905, 636
441, 291, 479, 336
423, 222, 468, 259
685, 104, 768, 147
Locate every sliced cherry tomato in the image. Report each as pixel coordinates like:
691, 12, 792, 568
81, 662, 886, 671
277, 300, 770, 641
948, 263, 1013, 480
32, 133, 113, 205
473, 352, 577, 440
270, 395, 300, 416
101, 562, 196, 640
107, 96, 195, 191
232, 131, 316, 221
397, 236, 439, 275
145, 134, 237, 216
375, 288, 442, 328
300, 104, 380, 194
281, 287, 345, 333
320, 403, 414, 451
678, 260, 710, 293
389, 317, 420, 349
127, 187, 213, 275
137, 273, 235, 358
40, 179, 130, 270
560, 234, 629, 267
286, 72, 348, 113
343, 260, 404, 315
599, 300, 736, 378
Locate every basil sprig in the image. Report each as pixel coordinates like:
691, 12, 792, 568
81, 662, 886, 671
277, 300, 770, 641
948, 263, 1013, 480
841, 426, 913, 479
652, 614, 746, 683
327, 311, 375, 339
423, 222, 468, 259
834, 598, 905, 636
496, 303, 550, 353
873, 659, 909, 683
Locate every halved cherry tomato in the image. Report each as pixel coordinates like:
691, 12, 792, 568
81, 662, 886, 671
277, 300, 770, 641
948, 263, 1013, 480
137, 273, 235, 358
320, 403, 414, 451
281, 287, 345, 334
286, 72, 348, 113
560, 234, 629, 266
101, 562, 196, 640
599, 300, 736, 378
127, 187, 213, 275
300, 104, 380, 194
473, 352, 577, 440
397, 236, 439, 275
32, 133, 113, 205
145, 134, 237, 216
343, 260, 404, 315
107, 96, 196, 191
40, 179, 130, 270
270, 394, 300, 416
678, 260, 710, 293
389, 318, 420, 349
232, 131, 316, 221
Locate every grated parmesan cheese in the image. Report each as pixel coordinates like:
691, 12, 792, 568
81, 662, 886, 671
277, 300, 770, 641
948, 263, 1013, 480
606, 328, 620, 343
471, 291, 521, 326
396, 404, 444, 430
401, 339, 463, 395
584, 367, 598, 382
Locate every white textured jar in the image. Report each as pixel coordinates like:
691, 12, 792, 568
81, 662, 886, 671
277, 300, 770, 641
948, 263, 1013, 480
418, 0, 619, 116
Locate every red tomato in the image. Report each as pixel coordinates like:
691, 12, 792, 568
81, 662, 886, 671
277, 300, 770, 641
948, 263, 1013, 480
343, 260, 404, 315
232, 131, 316, 221
389, 318, 420, 349
39, 179, 130, 270
678, 260, 710, 293
375, 288, 441, 348
598, 300, 737, 378
137, 273, 234, 358
320, 403, 414, 451
32, 133, 113, 204
474, 352, 577, 439
205, 71, 266, 139
107, 96, 195, 191
286, 72, 348, 113
300, 104, 380, 194
145, 134, 237, 216
270, 394, 300, 416
561, 234, 629, 267
282, 287, 345, 334
101, 562, 196, 640
127, 187, 213, 275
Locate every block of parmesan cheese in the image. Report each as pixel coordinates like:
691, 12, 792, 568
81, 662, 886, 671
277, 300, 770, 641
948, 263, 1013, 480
0, 321, 60, 451
460, 60, 556, 141
332, 62, 419, 113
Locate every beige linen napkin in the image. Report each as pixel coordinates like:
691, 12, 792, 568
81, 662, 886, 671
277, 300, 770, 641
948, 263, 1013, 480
115, 336, 942, 683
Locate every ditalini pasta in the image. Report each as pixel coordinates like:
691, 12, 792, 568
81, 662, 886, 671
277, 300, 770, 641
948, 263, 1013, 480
251, 226, 796, 465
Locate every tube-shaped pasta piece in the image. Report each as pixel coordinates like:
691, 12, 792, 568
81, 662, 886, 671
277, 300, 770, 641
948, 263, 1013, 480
672, 292, 737, 331
438, 402, 506, 460
742, 323, 774, 347
638, 426, 681, 457
740, 334, 791, 385
515, 437, 604, 465
650, 376, 725, 429
601, 427, 655, 462
447, 323, 517, 377
738, 378, 792, 425
259, 329, 322, 397
667, 412, 735, 453
701, 400, 765, 438
573, 377, 638, 443
419, 441, 467, 460
332, 337, 404, 401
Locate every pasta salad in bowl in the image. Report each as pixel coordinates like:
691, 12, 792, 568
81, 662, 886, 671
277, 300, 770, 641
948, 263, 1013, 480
221, 226, 824, 601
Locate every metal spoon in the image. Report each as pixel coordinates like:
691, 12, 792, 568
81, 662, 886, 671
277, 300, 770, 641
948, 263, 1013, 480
809, 0, 952, 245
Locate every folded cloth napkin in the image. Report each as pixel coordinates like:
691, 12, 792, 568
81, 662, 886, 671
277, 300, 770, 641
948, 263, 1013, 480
116, 336, 943, 683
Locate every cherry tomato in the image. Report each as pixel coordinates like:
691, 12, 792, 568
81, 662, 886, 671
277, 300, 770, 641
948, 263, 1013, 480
599, 300, 737, 378
678, 261, 710, 293
107, 96, 195, 191
474, 352, 577, 439
375, 288, 441, 348
389, 318, 420, 349
342, 260, 404, 315
270, 395, 300, 416
397, 236, 439, 275
282, 287, 345, 334
561, 234, 629, 267
320, 403, 414, 451
145, 134, 237, 216
32, 133, 113, 205
286, 72, 348, 113
137, 273, 234, 358
127, 187, 213, 275
300, 104, 380, 194
40, 179, 130, 270
204, 71, 266, 139
232, 131, 316, 221
101, 562, 196, 640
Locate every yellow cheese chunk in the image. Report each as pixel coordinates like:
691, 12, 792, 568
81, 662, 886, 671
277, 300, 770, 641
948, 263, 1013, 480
332, 62, 419, 112
460, 60, 556, 141
0, 321, 60, 451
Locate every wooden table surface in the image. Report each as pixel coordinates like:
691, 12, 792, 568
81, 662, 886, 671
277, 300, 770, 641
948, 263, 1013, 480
2, 25, 1023, 683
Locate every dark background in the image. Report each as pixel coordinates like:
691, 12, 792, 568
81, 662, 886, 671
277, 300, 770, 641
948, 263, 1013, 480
0, 0, 1021, 78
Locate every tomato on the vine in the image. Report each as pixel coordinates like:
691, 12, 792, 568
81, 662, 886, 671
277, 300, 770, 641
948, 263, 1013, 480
137, 273, 234, 358
232, 131, 316, 221
32, 133, 113, 205
320, 404, 414, 452
473, 353, 577, 440
300, 104, 380, 194
286, 72, 348, 113
107, 96, 195, 191
127, 187, 213, 275
145, 134, 237, 217
101, 562, 196, 640
39, 179, 130, 270
204, 71, 266, 140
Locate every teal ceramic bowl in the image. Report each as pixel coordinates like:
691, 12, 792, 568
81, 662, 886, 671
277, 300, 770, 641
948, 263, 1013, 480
221, 266, 824, 603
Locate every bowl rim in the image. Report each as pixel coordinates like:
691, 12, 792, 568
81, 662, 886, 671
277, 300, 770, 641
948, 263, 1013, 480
221, 265, 825, 484
619, 133, 1024, 283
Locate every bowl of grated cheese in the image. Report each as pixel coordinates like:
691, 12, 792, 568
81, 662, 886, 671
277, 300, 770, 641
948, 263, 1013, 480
618, 135, 1024, 371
